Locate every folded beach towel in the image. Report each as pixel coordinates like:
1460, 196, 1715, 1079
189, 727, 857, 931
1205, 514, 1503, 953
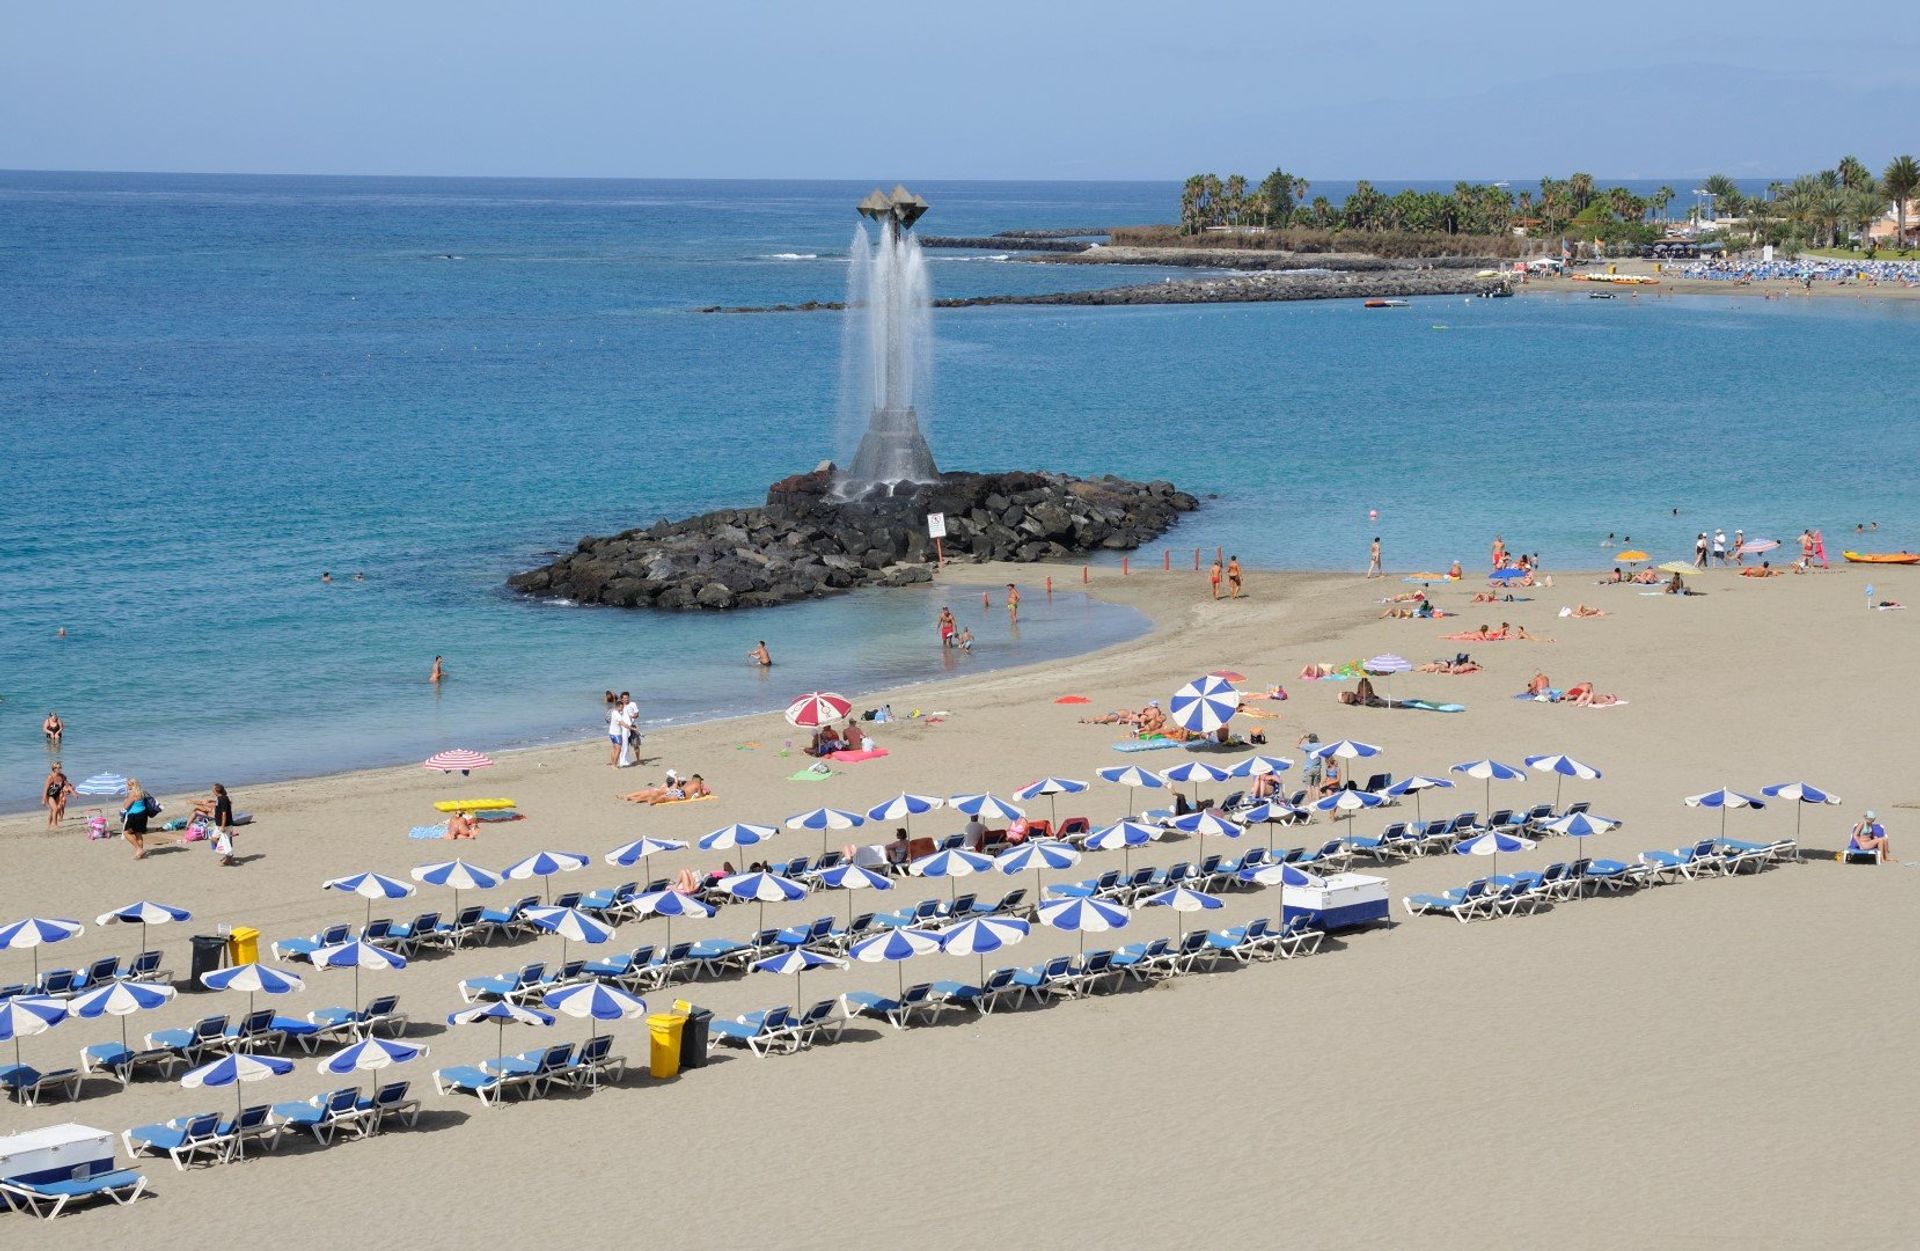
476, 811, 521, 823
409, 824, 449, 840
1114, 738, 1181, 753
830, 748, 890, 763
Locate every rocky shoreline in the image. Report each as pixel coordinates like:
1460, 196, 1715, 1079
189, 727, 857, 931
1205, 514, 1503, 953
507, 467, 1198, 611
699, 267, 1508, 314
919, 236, 1095, 252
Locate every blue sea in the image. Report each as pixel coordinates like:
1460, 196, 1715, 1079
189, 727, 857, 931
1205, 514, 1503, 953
5, 172, 1918, 810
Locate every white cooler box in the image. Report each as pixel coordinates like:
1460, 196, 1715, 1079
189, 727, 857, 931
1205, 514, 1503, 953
1282, 872, 1390, 931
0, 1123, 115, 1185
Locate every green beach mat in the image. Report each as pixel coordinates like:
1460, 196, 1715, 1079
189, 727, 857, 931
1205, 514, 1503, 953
788, 768, 834, 782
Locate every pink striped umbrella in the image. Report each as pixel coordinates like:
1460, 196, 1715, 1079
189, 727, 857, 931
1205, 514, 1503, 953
423, 750, 494, 776
784, 692, 852, 729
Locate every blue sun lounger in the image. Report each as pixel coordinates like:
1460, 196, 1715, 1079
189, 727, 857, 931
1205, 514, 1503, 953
1403, 879, 1492, 922
81, 1040, 181, 1088
124, 1111, 227, 1169
0, 1165, 148, 1218
711, 1006, 794, 1056
843, 984, 950, 1029
271, 1086, 371, 1143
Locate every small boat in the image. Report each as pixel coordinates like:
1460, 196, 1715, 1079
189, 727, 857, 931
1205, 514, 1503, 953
1588, 292, 1615, 299
1364, 299, 1409, 309
1844, 551, 1920, 565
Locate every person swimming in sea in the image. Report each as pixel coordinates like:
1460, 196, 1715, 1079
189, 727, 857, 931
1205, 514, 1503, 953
748, 641, 771, 667
430, 656, 445, 684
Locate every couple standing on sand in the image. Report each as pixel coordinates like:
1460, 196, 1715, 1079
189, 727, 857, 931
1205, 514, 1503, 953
1209, 556, 1244, 598
606, 690, 642, 768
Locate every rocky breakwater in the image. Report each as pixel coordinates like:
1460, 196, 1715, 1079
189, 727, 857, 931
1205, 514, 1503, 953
507, 467, 1199, 611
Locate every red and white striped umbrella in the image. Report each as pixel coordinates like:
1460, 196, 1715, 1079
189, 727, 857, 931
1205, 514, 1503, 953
423, 750, 494, 776
784, 692, 852, 728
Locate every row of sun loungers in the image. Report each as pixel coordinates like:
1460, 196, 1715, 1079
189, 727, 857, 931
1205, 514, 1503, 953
124, 1080, 421, 1169
707, 914, 1328, 1053
1404, 837, 1798, 921
432, 1036, 623, 1106
0, 950, 169, 1002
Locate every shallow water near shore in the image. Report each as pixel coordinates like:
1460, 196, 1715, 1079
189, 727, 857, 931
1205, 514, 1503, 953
6, 172, 1920, 808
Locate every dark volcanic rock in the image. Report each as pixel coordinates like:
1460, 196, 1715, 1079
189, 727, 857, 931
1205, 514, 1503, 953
507, 467, 1198, 612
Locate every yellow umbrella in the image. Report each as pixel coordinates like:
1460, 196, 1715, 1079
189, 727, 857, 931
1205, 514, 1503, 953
1615, 550, 1649, 563
1657, 561, 1694, 575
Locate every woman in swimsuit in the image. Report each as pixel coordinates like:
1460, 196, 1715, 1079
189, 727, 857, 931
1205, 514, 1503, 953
43, 764, 71, 829
121, 778, 153, 859
42, 711, 62, 745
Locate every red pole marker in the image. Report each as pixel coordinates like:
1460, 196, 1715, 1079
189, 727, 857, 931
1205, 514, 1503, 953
1163, 549, 1171, 570
982, 591, 989, 608
1193, 548, 1200, 570
1082, 566, 1090, 584
1122, 556, 1130, 576
935, 537, 945, 568
1045, 576, 1053, 596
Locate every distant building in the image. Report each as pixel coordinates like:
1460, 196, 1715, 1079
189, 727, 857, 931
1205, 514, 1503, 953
1868, 199, 1919, 246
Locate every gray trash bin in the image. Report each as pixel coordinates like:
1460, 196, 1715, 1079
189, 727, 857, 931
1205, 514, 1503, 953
679, 1007, 712, 1069
188, 934, 229, 989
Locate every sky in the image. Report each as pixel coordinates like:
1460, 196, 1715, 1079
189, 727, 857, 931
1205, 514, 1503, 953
5, 1, 1917, 182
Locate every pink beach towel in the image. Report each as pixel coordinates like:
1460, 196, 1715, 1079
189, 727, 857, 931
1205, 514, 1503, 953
830, 748, 890, 763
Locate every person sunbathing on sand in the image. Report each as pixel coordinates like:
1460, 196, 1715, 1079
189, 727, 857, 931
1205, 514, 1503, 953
1381, 590, 1426, 604
1631, 568, 1661, 584
622, 771, 710, 803
1416, 656, 1480, 674
1509, 623, 1554, 642
1850, 811, 1891, 863
1527, 671, 1551, 696
1565, 604, 1606, 618
1081, 705, 1151, 727
1562, 682, 1621, 707
444, 810, 478, 840
1741, 562, 1783, 578
1380, 601, 1436, 619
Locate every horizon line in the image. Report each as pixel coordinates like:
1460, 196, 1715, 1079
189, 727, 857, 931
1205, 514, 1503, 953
0, 166, 1789, 186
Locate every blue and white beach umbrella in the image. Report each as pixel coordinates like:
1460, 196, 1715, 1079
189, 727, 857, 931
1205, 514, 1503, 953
1085, 819, 1162, 870
1450, 758, 1527, 812
97, 900, 191, 952
323, 871, 418, 924
1097, 764, 1167, 812
73, 773, 129, 798
949, 793, 1025, 823
1386, 774, 1455, 824
410, 859, 503, 914
1015, 777, 1089, 826
1037, 896, 1130, 953
1310, 739, 1382, 763
181, 1052, 293, 1146
313, 939, 407, 1007
317, 1036, 427, 1077
718, 871, 808, 929
0, 917, 83, 982
1761, 781, 1841, 841
787, 806, 867, 854
1540, 812, 1616, 852
523, 907, 617, 965
1525, 753, 1604, 809
1241, 861, 1317, 889
1170, 810, 1245, 841
71, 979, 176, 1054
815, 863, 893, 926
1239, 801, 1306, 846
1684, 788, 1767, 839
751, 948, 847, 999
542, 980, 648, 1029
1455, 827, 1537, 877
0, 995, 66, 1073
503, 851, 591, 901
202, 962, 305, 1018
1313, 788, 1385, 816
937, 915, 1030, 982
851, 926, 942, 995
994, 838, 1080, 900
448, 999, 555, 1057
699, 823, 777, 852
866, 793, 944, 830
604, 837, 689, 869
1169, 674, 1241, 735
1160, 760, 1231, 786
631, 889, 713, 947
909, 848, 994, 900
1226, 755, 1294, 778
1140, 886, 1223, 939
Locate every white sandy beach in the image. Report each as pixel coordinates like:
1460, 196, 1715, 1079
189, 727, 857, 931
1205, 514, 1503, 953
5, 558, 1917, 1249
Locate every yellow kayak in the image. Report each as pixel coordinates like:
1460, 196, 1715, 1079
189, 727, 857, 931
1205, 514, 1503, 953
434, 797, 517, 812
1844, 551, 1920, 565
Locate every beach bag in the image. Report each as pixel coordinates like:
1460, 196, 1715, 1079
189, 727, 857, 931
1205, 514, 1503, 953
86, 813, 110, 840
212, 830, 234, 858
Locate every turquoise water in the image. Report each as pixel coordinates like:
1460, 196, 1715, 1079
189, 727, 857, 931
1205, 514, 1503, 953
5, 172, 1918, 809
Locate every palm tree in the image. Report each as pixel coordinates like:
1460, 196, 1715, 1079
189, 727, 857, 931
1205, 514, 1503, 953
1702, 174, 1742, 221
1180, 175, 1205, 235
1651, 185, 1674, 223
1222, 174, 1248, 227
1883, 155, 1920, 250
1837, 155, 1873, 191
1569, 172, 1595, 212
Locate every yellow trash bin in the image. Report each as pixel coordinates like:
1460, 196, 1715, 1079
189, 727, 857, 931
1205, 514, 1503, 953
228, 926, 260, 966
647, 1012, 686, 1079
